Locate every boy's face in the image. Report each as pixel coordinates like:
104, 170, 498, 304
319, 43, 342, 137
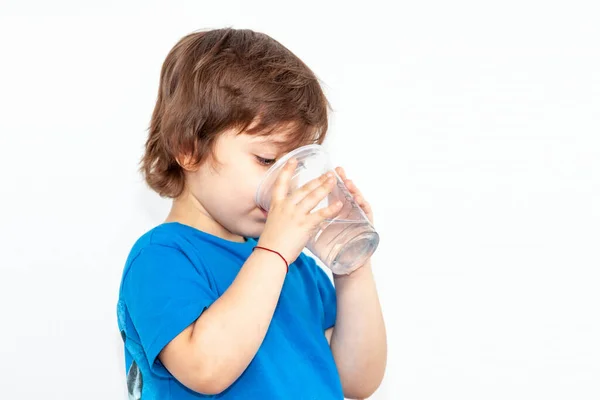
182, 127, 294, 241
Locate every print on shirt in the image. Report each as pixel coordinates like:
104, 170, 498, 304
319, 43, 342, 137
127, 360, 143, 400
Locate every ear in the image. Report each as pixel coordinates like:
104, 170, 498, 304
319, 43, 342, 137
175, 153, 201, 172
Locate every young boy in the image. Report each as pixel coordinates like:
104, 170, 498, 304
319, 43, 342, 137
117, 28, 386, 399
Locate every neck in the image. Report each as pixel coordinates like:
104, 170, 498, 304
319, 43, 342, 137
165, 190, 246, 243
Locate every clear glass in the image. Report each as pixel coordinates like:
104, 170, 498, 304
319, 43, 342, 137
255, 144, 379, 275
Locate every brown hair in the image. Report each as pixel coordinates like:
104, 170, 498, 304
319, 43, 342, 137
142, 28, 330, 198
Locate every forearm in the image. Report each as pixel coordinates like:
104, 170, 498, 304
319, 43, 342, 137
189, 249, 286, 389
330, 263, 387, 399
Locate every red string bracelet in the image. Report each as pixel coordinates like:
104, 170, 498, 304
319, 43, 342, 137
253, 246, 289, 273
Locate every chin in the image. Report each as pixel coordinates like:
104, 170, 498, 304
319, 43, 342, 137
241, 221, 266, 240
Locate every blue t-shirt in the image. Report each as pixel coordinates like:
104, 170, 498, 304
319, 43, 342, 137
117, 222, 342, 399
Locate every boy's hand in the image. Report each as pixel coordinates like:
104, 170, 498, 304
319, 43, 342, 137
258, 159, 344, 265
335, 167, 374, 225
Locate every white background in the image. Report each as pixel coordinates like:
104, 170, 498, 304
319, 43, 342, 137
1, 1, 599, 399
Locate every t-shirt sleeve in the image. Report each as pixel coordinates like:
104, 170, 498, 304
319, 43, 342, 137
121, 244, 218, 374
307, 256, 337, 331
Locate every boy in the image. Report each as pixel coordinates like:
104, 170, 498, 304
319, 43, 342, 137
117, 28, 386, 399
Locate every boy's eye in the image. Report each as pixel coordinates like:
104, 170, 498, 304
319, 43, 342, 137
255, 156, 276, 166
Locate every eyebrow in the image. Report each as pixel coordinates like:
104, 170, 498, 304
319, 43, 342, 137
252, 138, 289, 148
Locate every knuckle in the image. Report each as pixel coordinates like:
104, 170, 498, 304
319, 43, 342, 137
308, 181, 322, 192
321, 182, 333, 192
311, 191, 325, 202
319, 207, 331, 217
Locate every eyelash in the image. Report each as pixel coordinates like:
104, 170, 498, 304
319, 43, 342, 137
255, 156, 276, 166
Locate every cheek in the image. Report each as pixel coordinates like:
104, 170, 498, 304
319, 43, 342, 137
219, 175, 261, 211
237, 163, 268, 204
242, 178, 262, 208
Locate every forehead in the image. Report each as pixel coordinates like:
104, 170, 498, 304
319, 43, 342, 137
248, 134, 292, 148
214, 130, 291, 158
245, 123, 317, 152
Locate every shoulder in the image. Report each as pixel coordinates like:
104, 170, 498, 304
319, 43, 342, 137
125, 223, 184, 262
126, 222, 222, 259
121, 223, 206, 282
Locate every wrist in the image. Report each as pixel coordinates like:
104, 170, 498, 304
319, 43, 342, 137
253, 245, 289, 273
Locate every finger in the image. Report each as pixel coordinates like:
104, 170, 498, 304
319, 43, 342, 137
354, 194, 368, 208
270, 158, 297, 204
308, 199, 343, 225
354, 195, 373, 216
297, 175, 337, 214
344, 179, 361, 195
335, 167, 360, 196
288, 172, 331, 204
335, 166, 347, 181
362, 202, 372, 214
